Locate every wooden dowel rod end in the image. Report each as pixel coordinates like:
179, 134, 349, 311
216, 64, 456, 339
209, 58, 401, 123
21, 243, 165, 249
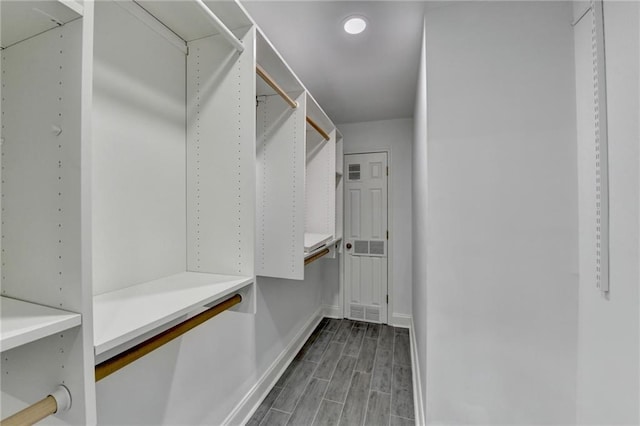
1, 395, 58, 426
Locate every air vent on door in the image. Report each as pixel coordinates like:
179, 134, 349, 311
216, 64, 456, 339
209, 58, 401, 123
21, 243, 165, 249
353, 240, 369, 255
369, 241, 385, 255
350, 304, 365, 320
348, 164, 361, 181
365, 306, 380, 322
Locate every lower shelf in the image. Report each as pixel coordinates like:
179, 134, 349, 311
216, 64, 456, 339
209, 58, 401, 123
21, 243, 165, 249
304, 233, 333, 253
1, 296, 81, 352
304, 237, 342, 261
93, 272, 253, 356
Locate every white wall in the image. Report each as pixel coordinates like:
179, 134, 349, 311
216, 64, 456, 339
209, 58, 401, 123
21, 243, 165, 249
332, 118, 413, 324
96, 262, 330, 425
412, 18, 428, 422
575, 2, 640, 424
423, 2, 579, 424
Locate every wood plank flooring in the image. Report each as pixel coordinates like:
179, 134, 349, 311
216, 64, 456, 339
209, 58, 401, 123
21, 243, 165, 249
247, 318, 415, 426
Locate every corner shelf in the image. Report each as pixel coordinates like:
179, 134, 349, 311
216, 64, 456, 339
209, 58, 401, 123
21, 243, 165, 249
1, 296, 81, 352
93, 272, 253, 356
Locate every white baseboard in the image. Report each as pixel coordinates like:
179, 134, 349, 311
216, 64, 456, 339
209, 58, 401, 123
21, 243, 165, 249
222, 307, 324, 426
391, 313, 412, 328
323, 304, 342, 318
410, 318, 426, 426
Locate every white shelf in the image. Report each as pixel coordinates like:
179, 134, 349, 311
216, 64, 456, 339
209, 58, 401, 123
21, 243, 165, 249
1, 296, 81, 352
1, 0, 83, 49
93, 272, 253, 355
135, 0, 252, 43
304, 237, 342, 260
304, 233, 333, 253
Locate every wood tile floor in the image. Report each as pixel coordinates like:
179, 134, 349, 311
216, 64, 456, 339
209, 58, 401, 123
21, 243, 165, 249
247, 318, 415, 426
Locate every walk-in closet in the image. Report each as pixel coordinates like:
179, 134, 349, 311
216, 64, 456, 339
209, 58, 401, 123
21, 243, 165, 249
1, 0, 639, 425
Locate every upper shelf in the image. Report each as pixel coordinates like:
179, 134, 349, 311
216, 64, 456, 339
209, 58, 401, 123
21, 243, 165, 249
256, 29, 304, 98
134, 0, 252, 43
1, 296, 81, 352
1, 0, 83, 49
93, 272, 253, 355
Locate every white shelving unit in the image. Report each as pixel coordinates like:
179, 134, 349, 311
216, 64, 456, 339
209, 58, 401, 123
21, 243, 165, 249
305, 94, 337, 262
2, 0, 342, 423
1, 0, 95, 423
90, 0, 256, 358
94, 272, 253, 356
1, 297, 81, 352
256, 29, 307, 280
255, 29, 341, 278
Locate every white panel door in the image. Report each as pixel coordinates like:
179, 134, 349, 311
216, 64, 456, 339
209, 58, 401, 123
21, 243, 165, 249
344, 152, 388, 323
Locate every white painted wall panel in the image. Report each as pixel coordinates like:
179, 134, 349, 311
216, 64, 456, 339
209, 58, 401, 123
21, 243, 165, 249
424, 2, 578, 424
344, 255, 387, 309
412, 18, 428, 420
349, 189, 361, 238
92, 0, 186, 295
575, 2, 640, 423
371, 189, 382, 238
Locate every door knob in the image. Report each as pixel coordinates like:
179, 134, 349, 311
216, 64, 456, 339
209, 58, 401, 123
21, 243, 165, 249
346, 243, 352, 249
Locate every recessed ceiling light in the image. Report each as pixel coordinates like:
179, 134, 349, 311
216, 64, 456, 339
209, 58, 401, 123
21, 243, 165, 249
343, 16, 367, 35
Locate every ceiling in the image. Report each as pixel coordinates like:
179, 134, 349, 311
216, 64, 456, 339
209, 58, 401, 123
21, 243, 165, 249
243, 1, 428, 124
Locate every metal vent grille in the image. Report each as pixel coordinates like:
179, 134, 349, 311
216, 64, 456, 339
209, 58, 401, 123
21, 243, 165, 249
365, 306, 380, 322
353, 240, 368, 254
350, 304, 365, 320
369, 241, 385, 255
348, 164, 361, 181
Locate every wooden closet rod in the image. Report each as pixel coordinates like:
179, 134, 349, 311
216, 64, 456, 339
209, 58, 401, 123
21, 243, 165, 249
305, 248, 330, 266
306, 117, 331, 141
95, 294, 242, 382
195, 0, 244, 53
1, 386, 71, 426
256, 64, 298, 109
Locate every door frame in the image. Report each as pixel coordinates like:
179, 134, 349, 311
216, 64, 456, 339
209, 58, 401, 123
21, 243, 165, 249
342, 150, 392, 324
